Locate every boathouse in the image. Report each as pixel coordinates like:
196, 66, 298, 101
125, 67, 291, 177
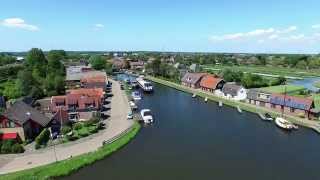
200, 75, 225, 92
246, 89, 272, 107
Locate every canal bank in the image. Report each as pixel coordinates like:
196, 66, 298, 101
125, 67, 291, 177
0, 80, 140, 179
145, 76, 320, 133
63, 80, 320, 180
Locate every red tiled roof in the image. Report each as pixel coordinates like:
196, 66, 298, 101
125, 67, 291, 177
200, 75, 224, 89
80, 75, 106, 83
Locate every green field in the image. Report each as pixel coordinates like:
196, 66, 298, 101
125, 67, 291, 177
202, 64, 320, 79
313, 94, 320, 109
259, 85, 305, 94
314, 81, 320, 88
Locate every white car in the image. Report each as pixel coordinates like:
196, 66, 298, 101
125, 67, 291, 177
140, 109, 153, 123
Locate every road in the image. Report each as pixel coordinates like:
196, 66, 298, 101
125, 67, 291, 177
0, 79, 133, 174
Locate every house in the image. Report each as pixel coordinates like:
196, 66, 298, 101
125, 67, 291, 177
181, 73, 206, 88
221, 83, 247, 101
269, 94, 315, 119
81, 75, 106, 90
129, 61, 144, 70
246, 89, 272, 107
50, 88, 105, 122
112, 58, 125, 70
200, 75, 225, 92
66, 65, 106, 89
0, 100, 52, 141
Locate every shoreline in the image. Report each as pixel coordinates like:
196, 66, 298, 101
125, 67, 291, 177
0, 122, 141, 180
0, 79, 141, 178
146, 76, 320, 134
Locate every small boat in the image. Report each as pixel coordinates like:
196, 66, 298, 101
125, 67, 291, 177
237, 106, 242, 113
140, 109, 154, 124
192, 94, 196, 98
275, 117, 294, 130
131, 91, 142, 101
128, 86, 133, 90
129, 101, 138, 110
264, 113, 273, 121
204, 97, 208, 102
136, 77, 153, 92
218, 101, 223, 107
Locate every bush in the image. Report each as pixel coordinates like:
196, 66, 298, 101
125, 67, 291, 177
0, 140, 24, 154
35, 143, 41, 150
35, 128, 50, 148
67, 132, 79, 141
78, 128, 89, 137
73, 122, 83, 130
61, 126, 72, 135
84, 117, 100, 127
12, 143, 25, 153
96, 122, 105, 130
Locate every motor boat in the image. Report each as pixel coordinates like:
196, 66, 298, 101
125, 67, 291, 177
140, 109, 154, 124
136, 77, 153, 92
264, 113, 273, 121
129, 101, 138, 110
275, 117, 295, 130
132, 91, 142, 100
127, 112, 133, 120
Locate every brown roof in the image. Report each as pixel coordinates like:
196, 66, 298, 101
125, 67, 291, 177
80, 75, 106, 84
200, 75, 224, 89
181, 73, 206, 85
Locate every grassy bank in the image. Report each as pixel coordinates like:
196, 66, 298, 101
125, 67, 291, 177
146, 76, 319, 131
0, 122, 141, 180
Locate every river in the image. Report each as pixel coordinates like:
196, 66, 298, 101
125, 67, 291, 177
63, 75, 320, 180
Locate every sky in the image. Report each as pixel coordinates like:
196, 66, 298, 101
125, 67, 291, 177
0, 0, 320, 53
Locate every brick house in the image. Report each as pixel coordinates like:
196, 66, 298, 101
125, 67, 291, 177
181, 73, 206, 88
269, 94, 315, 119
50, 88, 105, 122
200, 75, 225, 93
80, 75, 106, 90
0, 100, 51, 141
129, 61, 144, 70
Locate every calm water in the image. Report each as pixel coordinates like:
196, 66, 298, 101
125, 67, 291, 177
63, 78, 320, 180
289, 77, 320, 92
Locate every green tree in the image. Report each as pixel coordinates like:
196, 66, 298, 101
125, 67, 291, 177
3, 81, 21, 99
47, 50, 65, 75
105, 62, 113, 75
16, 70, 35, 96
25, 48, 48, 78
89, 55, 105, 70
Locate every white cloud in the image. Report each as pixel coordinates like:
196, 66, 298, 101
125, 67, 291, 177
94, 24, 104, 28
1, 18, 39, 31
210, 26, 298, 42
312, 24, 320, 29
288, 34, 305, 40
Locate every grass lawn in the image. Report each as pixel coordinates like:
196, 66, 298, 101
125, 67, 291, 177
313, 94, 320, 109
202, 64, 320, 78
314, 81, 320, 88
259, 85, 305, 95
0, 122, 141, 180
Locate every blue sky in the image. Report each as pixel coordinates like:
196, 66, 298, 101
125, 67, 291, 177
0, 0, 320, 53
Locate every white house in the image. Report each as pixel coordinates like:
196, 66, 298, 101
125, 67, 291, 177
221, 83, 247, 101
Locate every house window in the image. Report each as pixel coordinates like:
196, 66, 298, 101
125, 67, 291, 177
290, 108, 295, 113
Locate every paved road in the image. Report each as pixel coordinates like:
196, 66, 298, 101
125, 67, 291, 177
0, 80, 134, 174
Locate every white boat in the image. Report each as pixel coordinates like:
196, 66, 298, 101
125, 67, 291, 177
192, 94, 196, 98
275, 117, 294, 130
131, 91, 142, 101
140, 109, 154, 124
204, 97, 208, 102
129, 101, 138, 110
264, 113, 273, 121
136, 77, 153, 92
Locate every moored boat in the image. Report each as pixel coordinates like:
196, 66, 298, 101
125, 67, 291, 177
140, 109, 154, 124
275, 117, 294, 130
136, 77, 153, 92
132, 91, 142, 101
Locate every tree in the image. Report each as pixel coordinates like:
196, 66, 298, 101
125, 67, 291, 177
89, 55, 105, 70
47, 50, 65, 75
123, 60, 131, 69
3, 81, 21, 99
105, 62, 113, 75
25, 48, 48, 78
16, 70, 35, 96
